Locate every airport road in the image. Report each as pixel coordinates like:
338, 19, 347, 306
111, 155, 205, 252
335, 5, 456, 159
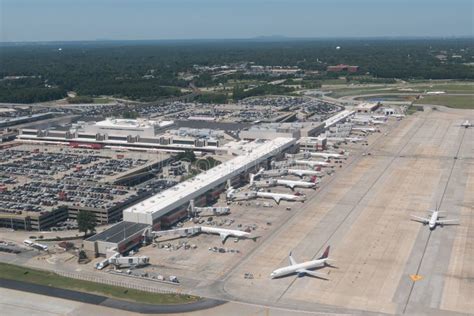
0, 287, 335, 316
217, 106, 473, 315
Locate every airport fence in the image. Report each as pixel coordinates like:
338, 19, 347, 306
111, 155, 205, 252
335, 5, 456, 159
55, 270, 181, 295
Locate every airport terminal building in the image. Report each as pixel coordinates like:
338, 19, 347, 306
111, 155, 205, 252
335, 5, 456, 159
84, 137, 296, 256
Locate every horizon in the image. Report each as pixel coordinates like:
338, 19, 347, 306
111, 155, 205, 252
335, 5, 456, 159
1, 35, 473, 45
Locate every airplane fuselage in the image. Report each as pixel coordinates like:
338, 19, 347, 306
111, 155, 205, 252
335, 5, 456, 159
256, 191, 305, 203
271, 259, 326, 278
288, 169, 321, 177
294, 159, 329, 167
200, 226, 250, 238
429, 211, 438, 229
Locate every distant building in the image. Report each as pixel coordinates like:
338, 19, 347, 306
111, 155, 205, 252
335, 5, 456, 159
355, 102, 380, 113
239, 122, 325, 140
326, 64, 359, 73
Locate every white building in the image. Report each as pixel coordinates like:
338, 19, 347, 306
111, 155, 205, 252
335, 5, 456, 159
81, 118, 174, 138
239, 122, 325, 140
123, 137, 296, 228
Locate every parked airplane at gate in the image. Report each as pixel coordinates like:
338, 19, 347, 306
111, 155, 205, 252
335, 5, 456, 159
287, 168, 323, 178
301, 152, 347, 160
271, 246, 332, 279
410, 210, 459, 230
153, 226, 259, 244
251, 174, 318, 190
255, 191, 306, 204
293, 159, 330, 168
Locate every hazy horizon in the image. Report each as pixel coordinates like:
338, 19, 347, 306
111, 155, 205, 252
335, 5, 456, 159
1, 0, 473, 42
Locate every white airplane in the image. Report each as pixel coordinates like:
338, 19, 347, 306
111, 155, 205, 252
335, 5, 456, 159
271, 246, 332, 279
251, 175, 318, 190
410, 210, 459, 230
461, 120, 471, 128
200, 226, 258, 243
352, 127, 377, 133
293, 159, 330, 168
327, 136, 365, 143
255, 191, 306, 204
153, 226, 258, 244
371, 119, 386, 125
303, 152, 347, 160
392, 114, 405, 118
260, 168, 288, 178
288, 168, 322, 178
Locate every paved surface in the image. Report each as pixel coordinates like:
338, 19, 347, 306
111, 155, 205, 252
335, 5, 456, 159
215, 106, 473, 315
0, 278, 225, 314
0, 287, 331, 316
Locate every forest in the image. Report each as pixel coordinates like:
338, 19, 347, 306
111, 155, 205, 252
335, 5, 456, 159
1, 38, 472, 103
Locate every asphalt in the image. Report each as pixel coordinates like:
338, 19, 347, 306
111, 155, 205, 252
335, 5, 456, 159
0, 278, 226, 314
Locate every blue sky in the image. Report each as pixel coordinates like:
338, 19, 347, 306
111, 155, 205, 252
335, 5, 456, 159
1, 0, 472, 42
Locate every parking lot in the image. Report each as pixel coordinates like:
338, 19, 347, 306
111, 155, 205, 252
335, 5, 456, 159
0, 144, 169, 230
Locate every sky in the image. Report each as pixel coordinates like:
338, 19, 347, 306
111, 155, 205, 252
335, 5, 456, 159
1, 0, 473, 42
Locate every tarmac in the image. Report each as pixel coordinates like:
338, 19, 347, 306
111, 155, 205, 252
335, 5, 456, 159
215, 106, 473, 315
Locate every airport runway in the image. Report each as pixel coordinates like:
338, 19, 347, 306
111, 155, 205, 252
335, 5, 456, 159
216, 106, 473, 315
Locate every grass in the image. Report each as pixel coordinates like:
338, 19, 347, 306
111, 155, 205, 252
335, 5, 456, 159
355, 94, 417, 102
406, 105, 424, 115
320, 78, 348, 85
414, 95, 474, 109
0, 263, 199, 305
413, 83, 474, 94
328, 88, 408, 98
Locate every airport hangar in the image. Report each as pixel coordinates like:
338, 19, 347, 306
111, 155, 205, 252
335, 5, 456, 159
83, 137, 296, 256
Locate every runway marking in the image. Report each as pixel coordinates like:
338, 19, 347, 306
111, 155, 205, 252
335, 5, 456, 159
276, 116, 429, 303
401, 126, 467, 314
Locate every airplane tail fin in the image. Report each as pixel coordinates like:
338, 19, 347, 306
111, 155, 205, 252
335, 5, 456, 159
311, 176, 318, 183
319, 246, 330, 260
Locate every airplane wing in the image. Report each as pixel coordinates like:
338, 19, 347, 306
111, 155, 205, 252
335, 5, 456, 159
437, 219, 459, 224
410, 215, 429, 223
289, 252, 297, 266
220, 233, 230, 244
296, 269, 328, 279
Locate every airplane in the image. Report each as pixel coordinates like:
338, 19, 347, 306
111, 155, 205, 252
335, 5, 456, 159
327, 136, 365, 143
293, 159, 330, 168
352, 127, 377, 133
200, 226, 259, 244
255, 191, 306, 204
461, 120, 471, 128
260, 168, 288, 178
371, 119, 387, 125
410, 210, 459, 230
302, 152, 347, 160
287, 168, 322, 178
153, 226, 259, 244
251, 175, 318, 190
271, 246, 332, 279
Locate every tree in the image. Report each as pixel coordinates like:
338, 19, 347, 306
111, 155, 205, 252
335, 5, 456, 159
77, 210, 97, 235
175, 150, 196, 163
